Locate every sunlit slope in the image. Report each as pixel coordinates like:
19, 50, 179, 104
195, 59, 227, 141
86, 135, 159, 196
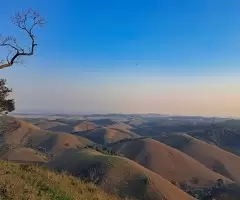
107, 122, 133, 130
75, 127, 139, 145
73, 121, 99, 132
47, 148, 195, 200
188, 126, 240, 156
155, 133, 240, 184
110, 138, 231, 188
0, 116, 92, 162
0, 161, 121, 200
34, 121, 67, 130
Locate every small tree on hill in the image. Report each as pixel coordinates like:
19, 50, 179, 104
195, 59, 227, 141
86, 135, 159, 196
216, 178, 224, 187
0, 79, 15, 114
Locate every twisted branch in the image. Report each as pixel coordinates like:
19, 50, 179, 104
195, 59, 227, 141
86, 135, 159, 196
0, 9, 46, 69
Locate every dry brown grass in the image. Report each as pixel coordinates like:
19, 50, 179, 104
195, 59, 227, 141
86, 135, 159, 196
0, 117, 196, 200
0, 116, 20, 135
155, 133, 240, 184
6, 147, 47, 164
76, 127, 137, 145
111, 138, 232, 188
107, 123, 133, 130
46, 148, 195, 200
0, 161, 121, 200
73, 121, 98, 132
0, 116, 92, 160
32, 132, 93, 155
35, 121, 67, 130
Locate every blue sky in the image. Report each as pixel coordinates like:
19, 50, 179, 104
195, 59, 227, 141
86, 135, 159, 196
1, 0, 240, 116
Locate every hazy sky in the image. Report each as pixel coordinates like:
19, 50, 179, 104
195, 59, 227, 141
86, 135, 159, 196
1, 0, 240, 117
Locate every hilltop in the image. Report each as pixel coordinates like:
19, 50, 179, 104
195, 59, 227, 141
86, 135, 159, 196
107, 122, 133, 130
34, 121, 67, 130
73, 121, 99, 132
74, 127, 139, 145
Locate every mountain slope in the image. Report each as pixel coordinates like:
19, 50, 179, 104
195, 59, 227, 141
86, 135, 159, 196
107, 123, 133, 130
37, 119, 100, 133
6, 147, 47, 164
73, 121, 99, 132
0, 116, 92, 162
74, 127, 139, 145
110, 138, 231, 188
155, 133, 240, 184
188, 127, 240, 156
90, 119, 117, 126
34, 121, 67, 130
47, 148, 195, 200
0, 161, 121, 200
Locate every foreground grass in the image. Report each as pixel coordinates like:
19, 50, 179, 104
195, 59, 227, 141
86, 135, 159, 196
0, 161, 121, 200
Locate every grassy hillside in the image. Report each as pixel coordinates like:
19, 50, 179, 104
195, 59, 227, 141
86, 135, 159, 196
34, 121, 67, 130
46, 120, 99, 133
188, 127, 240, 156
155, 133, 240, 184
110, 138, 232, 188
43, 121, 80, 133
90, 119, 117, 126
0, 161, 121, 200
74, 127, 139, 145
47, 149, 195, 200
32, 118, 133, 134
6, 147, 47, 164
73, 121, 99, 132
0, 116, 92, 162
2, 116, 240, 199
107, 123, 133, 130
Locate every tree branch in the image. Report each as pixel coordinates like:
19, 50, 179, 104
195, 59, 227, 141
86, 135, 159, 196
0, 9, 46, 70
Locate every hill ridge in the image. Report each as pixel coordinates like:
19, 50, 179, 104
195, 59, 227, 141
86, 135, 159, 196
155, 133, 240, 184
110, 137, 232, 188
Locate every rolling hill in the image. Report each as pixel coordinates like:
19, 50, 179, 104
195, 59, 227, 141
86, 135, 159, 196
110, 138, 232, 188
34, 119, 100, 134
34, 121, 67, 130
90, 118, 117, 126
188, 127, 240, 156
0, 116, 92, 162
5, 147, 47, 164
107, 122, 133, 130
155, 133, 240, 184
74, 127, 139, 145
47, 148, 195, 200
73, 121, 99, 132
37, 120, 80, 133
2, 116, 240, 199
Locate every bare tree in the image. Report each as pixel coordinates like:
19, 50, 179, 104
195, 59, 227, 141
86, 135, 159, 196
0, 9, 46, 70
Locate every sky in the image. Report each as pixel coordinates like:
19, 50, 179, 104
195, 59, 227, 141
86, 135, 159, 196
1, 0, 240, 117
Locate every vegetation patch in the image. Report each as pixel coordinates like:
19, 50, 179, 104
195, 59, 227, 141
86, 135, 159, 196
0, 161, 121, 200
